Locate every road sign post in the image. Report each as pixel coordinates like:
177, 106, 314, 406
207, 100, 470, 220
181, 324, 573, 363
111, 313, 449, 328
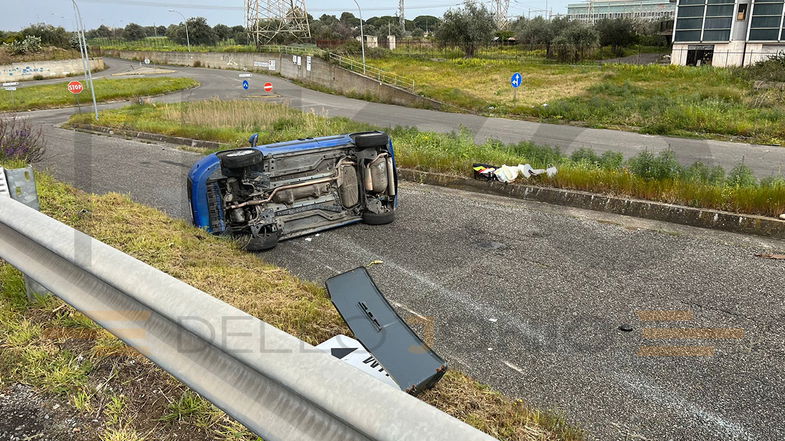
68, 81, 84, 112
511, 72, 522, 103
3, 82, 18, 109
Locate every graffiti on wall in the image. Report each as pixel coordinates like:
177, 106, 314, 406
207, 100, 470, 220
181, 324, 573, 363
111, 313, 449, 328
1, 65, 52, 78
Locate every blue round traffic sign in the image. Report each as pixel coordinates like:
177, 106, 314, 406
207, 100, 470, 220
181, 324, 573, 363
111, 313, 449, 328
242, 80, 250, 90
511, 73, 522, 89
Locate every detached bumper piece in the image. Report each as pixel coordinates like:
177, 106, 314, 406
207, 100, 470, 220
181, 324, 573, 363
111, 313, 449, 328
326, 268, 447, 396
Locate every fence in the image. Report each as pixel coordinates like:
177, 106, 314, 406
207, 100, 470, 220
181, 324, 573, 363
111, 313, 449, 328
669, 47, 784, 67
0, 187, 498, 441
327, 52, 418, 93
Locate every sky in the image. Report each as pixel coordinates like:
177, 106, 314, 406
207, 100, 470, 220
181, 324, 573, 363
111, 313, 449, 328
4, 0, 562, 32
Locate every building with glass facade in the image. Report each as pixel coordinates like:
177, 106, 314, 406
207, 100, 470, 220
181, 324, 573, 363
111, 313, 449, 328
567, 0, 677, 23
671, 0, 785, 66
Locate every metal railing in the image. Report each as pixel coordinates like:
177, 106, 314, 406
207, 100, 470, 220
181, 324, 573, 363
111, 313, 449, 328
327, 52, 418, 93
258, 44, 418, 93
0, 195, 497, 441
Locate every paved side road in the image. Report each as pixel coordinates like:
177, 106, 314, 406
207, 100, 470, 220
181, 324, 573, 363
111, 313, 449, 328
22, 57, 785, 178
28, 113, 785, 440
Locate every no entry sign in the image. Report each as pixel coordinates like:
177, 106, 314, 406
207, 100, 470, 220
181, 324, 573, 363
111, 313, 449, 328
67, 81, 84, 95
264, 82, 273, 93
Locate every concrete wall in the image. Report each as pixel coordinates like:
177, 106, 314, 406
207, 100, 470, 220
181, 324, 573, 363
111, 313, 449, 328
100, 49, 442, 110
672, 41, 785, 67
0, 58, 105, 82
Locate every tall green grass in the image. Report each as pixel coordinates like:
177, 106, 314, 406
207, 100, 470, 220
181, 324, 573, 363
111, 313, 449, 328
365, 55, 785, 144
68, 100, 785, 217
0, 77, 199, 112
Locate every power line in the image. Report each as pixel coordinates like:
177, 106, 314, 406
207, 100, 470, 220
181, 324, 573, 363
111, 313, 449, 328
79, 0, 462, 14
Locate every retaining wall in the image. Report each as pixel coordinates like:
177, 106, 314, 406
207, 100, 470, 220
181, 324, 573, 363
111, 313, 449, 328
0, 58, 105, 82
99, 49, 442, 110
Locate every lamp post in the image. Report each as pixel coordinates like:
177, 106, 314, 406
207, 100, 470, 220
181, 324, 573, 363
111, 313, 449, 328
71, 0, 99, 120
351, 0, 366, 74
168, 9, 191, 52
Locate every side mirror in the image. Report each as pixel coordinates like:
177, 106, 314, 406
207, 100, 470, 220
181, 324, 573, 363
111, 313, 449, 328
249, 133, 259, 147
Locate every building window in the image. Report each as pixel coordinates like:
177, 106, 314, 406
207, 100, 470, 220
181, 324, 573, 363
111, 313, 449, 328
738, 3, 748, 20
748, 0, 784, 41
674, 0, 734, 42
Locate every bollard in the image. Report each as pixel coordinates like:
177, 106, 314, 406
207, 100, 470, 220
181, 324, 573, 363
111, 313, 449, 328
0, 166, 50, 301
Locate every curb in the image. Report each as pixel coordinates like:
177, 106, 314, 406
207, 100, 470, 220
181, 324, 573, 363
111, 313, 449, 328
71, 124, 221, 150
59, 124, 785, 239
398, 169, 785, 240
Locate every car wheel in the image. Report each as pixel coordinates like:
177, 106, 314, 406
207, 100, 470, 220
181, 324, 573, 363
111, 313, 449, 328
363, 210, 395, 225
218, 149, 263, 169
240, 231, 280, 252
352, 132, 390, 149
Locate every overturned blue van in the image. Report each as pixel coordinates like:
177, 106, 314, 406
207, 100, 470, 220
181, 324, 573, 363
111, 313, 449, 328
188, 131, 398, 251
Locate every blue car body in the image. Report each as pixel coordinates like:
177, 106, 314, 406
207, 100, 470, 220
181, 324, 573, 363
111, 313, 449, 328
188, 132, 398, 251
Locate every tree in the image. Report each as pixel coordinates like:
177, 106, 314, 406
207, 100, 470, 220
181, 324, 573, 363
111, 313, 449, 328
169, 17, 217, 46
340, 12, 361, 28
596, 18, 638, 55
86, 25, 112, 39
552, 22, 599, 62
231, 25, 249, 45
412, 15, 441, 33
516, 17, 555, 55
20, 24, 71, 48
214, 24, 231, 41
436, 1, 496, 57
123, 23, 146, 41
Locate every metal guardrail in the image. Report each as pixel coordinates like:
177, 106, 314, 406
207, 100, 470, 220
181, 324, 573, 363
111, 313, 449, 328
259, 44, 418, 93
0, 195, 497, 441
327, 53, 418, 93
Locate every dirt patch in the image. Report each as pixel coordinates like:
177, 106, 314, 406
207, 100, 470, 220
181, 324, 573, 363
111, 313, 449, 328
0, 383, 102, 441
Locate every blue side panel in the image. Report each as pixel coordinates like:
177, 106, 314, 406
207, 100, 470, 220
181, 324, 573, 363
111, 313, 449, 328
188, 153, 222, 232
258, 134, 353, 156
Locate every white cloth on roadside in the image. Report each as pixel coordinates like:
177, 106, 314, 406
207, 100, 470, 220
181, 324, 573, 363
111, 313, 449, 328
495, 164, 558, 183
494, 165, 520, 183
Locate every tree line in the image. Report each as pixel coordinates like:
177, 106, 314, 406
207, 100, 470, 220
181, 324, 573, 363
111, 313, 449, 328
2, 1, 667, 62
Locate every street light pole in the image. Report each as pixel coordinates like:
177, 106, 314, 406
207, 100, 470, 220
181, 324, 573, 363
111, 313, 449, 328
71, 0, 99, 120
169, 9, 191, 52
351, 0, 366, 74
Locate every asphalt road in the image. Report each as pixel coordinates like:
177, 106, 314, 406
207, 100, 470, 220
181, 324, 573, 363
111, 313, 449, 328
19, 57, 785, 178
14, 60, 785, 440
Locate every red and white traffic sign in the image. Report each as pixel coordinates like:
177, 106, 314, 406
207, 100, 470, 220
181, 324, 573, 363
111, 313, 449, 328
264, 82, 273, 93
67, 81, 84, 95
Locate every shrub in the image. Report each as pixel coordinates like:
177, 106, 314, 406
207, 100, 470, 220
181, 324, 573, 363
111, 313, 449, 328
726, 164, 758, 188
761, 176, 785, 188
683, 162, 725, 185
740, 51, 785, 82
626, 150, 683, 181
570, 147, 600, 165
9, 35, 42, 55
599, 150, 624, 170
0, 117, 46, 163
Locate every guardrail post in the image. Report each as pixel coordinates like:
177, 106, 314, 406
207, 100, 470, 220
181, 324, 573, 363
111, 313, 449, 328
0, 166, 50, 301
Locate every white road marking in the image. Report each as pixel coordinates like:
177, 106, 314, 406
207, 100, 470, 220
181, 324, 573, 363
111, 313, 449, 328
502, 360, 525, 375
618, 373, 756, 441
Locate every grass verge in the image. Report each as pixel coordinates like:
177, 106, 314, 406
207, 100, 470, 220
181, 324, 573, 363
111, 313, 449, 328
0, 77, 199, 112
0, 166, 583, 441
363, 54, 785, 145
68, 100, 785, 217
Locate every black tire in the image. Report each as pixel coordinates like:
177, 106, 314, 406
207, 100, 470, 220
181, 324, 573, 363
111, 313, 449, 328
363, 210, 395, 225
218, 149, 263, 169
240, 231, 280, 252
352, 131, 389, 149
